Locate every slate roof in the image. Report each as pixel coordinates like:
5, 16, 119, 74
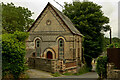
28, 2, 83, 36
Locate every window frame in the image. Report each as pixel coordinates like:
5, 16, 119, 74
35, 39, 41, 57
35, 39, 40, 48
58, 38, 64, 59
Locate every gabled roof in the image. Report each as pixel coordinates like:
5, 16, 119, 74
28, 2, 83, 36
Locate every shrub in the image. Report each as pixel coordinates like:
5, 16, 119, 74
2, 31, 28, 79
74, 64, 90, 75
108, 43, 119, 48
13, 31, 29, 42
96, 56, 107, 78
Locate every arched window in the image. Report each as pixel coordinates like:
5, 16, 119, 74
58, 39, 64, 59
35, 39, 41, 57
36, 39, 40, 48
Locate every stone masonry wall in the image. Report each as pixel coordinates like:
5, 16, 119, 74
28, 57, 77, 73
107, 63, 120, 78
28, 57, 57, 73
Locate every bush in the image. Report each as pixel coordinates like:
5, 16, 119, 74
2, 31, 28, 79
108, 43, 119, 48
96, 56, 107, 78
74, 64, 90, 75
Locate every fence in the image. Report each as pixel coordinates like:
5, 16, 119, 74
107, 48, 120, 68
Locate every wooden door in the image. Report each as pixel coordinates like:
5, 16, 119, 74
47, 51, 53, 59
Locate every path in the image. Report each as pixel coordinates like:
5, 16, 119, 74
56, 72, 98, 78
26, 69, 98, 79
26, 69, 53, 78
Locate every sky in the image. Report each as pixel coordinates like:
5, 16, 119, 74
1, 0, 120, 38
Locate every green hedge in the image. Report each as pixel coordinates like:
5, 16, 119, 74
2, 31, 28, 79
96, 56, 107, 78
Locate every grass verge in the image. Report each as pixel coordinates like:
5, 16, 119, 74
51, 72, 61, 77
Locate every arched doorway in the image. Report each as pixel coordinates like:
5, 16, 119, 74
43, 48, 56, 59
47, 51, 53, 59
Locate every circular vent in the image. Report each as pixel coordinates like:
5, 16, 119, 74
46, 20, 51, 25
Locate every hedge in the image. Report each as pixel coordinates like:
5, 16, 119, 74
96, 56, 107, 78
2, 31, 28, 79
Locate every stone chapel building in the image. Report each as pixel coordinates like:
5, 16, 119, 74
26, 2, 83, 73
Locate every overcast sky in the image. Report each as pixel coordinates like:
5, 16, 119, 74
1, 0, 120, 38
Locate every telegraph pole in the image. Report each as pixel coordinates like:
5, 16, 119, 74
110, 28, 112, 44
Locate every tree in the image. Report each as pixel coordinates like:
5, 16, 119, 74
2, 31, 28, 79
104, 37, 120, 48
63, 1, 110, 69
2, 2, 34, 33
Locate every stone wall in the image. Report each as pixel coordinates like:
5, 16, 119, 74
107, 63, 120, 78
28, 57, 57, 73
28, 57, 77, 73
65, 61, 76, 68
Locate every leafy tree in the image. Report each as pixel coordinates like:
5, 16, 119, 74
112, 37, 120, 47
2, 2, 34, 33
103, 37, 110, 49
104, 37, 120, 48
63, 1, 110, 68
2, 31, 28, 79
